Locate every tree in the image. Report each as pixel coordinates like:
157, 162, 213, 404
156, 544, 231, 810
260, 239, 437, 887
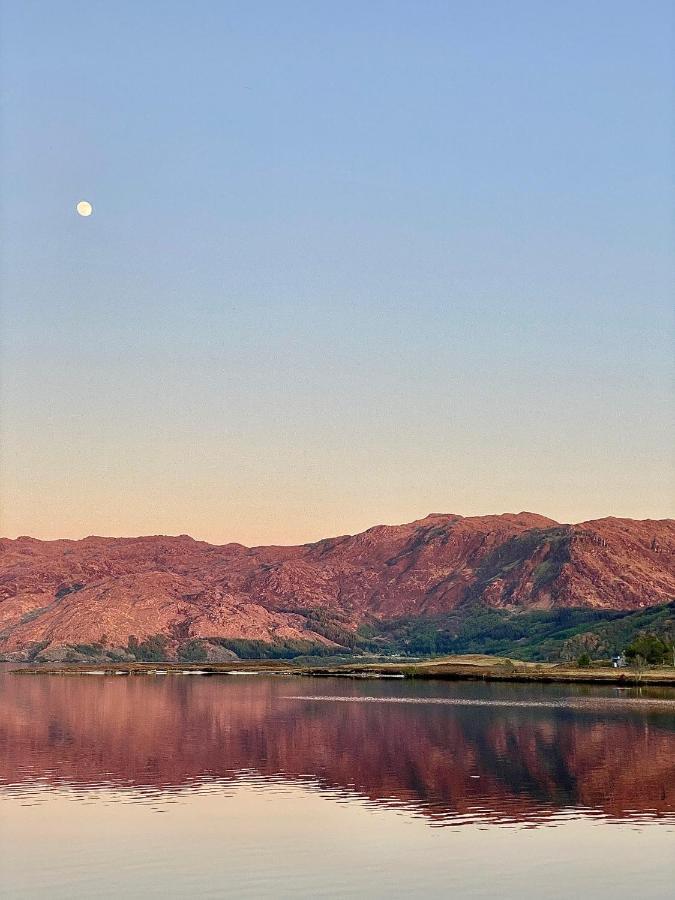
135, 635, 170, 662
179, 640, 208, 662
625, 634, 672, 666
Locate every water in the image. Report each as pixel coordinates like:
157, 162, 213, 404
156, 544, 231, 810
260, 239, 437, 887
1, 670, 674, 898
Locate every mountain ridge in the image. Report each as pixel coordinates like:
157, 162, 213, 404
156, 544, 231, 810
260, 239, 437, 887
1, 512, 673, 662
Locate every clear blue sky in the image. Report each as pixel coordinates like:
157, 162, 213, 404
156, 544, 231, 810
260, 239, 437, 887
1, 1, 673, 543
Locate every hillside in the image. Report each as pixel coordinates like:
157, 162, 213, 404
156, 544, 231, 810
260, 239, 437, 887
1, 513, 673, 662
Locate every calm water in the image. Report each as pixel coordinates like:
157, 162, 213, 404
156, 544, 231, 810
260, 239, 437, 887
1, 671, 674, 898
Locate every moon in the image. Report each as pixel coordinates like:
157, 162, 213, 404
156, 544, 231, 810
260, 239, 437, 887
76, 200, 93, 217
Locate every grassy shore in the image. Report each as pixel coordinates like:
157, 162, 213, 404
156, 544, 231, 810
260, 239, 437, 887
13, 654, 675, 685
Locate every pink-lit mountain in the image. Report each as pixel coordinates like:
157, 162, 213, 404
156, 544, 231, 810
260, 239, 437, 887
1, 513, 673, 659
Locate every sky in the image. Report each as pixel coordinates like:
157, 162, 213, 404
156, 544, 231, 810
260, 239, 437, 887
1, 0, 673, 545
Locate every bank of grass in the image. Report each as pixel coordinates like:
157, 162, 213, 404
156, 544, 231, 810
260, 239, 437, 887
15, 653, 675, 685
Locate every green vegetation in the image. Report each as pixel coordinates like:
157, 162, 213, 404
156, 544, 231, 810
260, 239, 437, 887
355, 605, 619, 660
126, 634, 170, 662
624, 633, 674, 666
591, 604, 674, 654
351, 601, 675, 663
72, 642, 105, 657
291, 608, 360, 648
178, 639, 208, 662
208, 637, 338, 659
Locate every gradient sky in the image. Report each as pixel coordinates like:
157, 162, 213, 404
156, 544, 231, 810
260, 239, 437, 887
1, 1, 673, 545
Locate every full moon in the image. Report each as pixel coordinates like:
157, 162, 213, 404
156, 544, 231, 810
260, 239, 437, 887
76, 200, 93, 217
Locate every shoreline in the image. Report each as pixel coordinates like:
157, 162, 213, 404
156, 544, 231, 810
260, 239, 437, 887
11, 656, 675, 686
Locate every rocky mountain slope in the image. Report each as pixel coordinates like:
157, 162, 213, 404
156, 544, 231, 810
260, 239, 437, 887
1, 513, 673, 661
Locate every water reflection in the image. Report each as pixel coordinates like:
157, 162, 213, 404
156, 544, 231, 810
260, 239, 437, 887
1, 674, 674, 827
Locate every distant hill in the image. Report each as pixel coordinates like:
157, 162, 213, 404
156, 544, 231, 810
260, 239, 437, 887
1, 513, 673, 662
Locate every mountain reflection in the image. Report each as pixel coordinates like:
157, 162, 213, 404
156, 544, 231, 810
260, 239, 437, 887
1, 675, 674, 826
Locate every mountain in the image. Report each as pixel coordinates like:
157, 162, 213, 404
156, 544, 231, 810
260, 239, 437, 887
1, 512, 673, 662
